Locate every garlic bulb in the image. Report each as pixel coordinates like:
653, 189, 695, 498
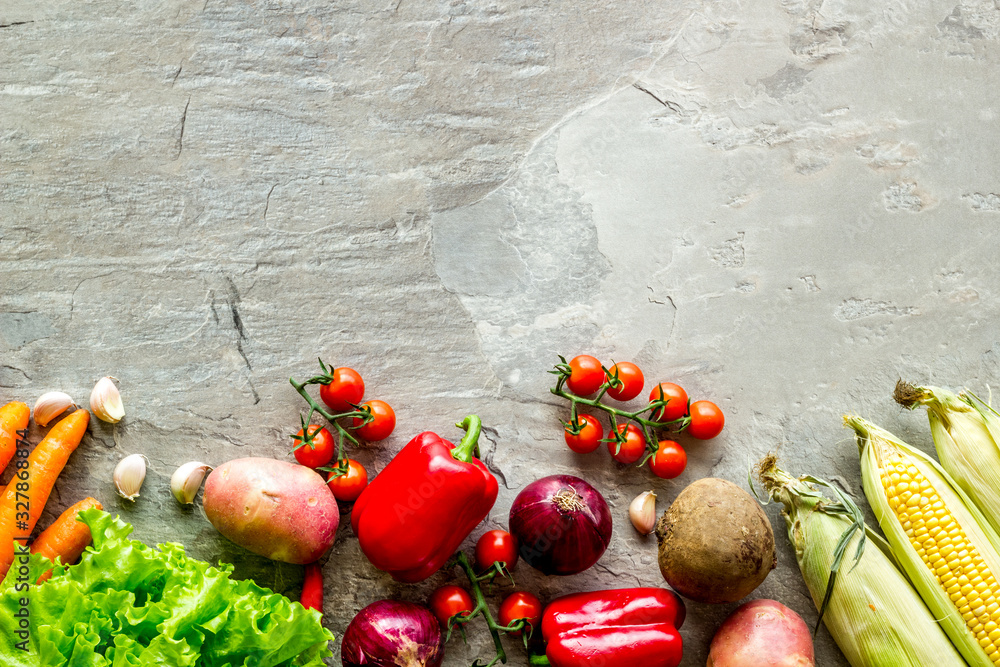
90, 377, 124, 423
34, 391, 75, 427
171, 461, 213, 505
629, 490, 657, 535
114, 454, 147, 501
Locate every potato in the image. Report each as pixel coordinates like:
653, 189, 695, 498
707, 599, 814, 667
203, 457, 339, 564
655, 477, 775, 604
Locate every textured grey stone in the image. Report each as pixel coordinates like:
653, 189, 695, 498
3, 0, 1000, 664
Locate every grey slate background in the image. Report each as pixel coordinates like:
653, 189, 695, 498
3, 0, 1000, 664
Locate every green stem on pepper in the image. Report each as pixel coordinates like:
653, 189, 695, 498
549, 356, 691, 467
452, 416, 483, 463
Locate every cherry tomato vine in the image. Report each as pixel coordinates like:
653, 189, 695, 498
551, 355, 725, 478
288, 358, 394, 480
435, 549, 539, 667
550, 355, 692, 467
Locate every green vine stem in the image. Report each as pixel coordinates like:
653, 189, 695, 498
289, 358, 374, 478
446, 552, 531, 667
549, 356, 691, 466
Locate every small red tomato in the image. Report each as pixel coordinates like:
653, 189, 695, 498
563, 413, 604, 454
292, 425, 335, 468
688, 400, 725, 440
475, 529, 519, 572
499, 591, 542, 637
648, 382, 689, 422
319, 367, 365, 413
650, 440, 687, 479
566, 355, 604, 396
429, 585, 475, 626
327, 459, 368, 502
352, 399, 396, 441
605, 362, 644, 401
608, 423, 646, 464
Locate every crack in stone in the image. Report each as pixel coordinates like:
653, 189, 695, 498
479, 427, 511, 489
0, 365, 31, 387
69, 272, 115, 318
632, 82, 682, 113
175, 97, 191, 160
593, 561, 643, 587
225, 276, 260, 404
263, 184, 277, 223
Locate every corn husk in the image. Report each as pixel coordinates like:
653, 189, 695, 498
757, 455, 966, 667
896, 381, 1000, 537
849, 415, 1000, 667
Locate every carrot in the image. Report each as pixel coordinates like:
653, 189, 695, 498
31, 497, 102, 583
0, 408, 90, 579
0, 401, 30, 475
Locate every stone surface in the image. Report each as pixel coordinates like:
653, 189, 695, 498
3, 0, 1000, 664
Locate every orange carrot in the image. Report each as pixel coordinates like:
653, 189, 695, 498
31, 497, 102, 583
0, 401, 30, 475
0, 408, 90, 578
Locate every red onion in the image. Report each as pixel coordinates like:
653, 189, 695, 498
341, 600, 444, 667
508, 474, 613, 575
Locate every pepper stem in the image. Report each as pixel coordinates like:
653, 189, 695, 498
528, 656, 550, 666
452, 415, 483, 463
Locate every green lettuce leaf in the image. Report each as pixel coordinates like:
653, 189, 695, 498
0, 509, 333, 667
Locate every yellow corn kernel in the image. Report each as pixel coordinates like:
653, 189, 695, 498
881, 459, 1000, 662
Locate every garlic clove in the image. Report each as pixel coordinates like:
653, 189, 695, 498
114, 453, 147, 501
629, 490, 657, 535
171, 461, 213, 505
91, 377, 124, 423
34, 391, 76, 427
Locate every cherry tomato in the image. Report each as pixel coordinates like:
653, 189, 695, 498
327, 459, 368, 502
319, 367, 365, 413
650, 440, 687, 479
499, 591, 542, 637
292, 425, 335, 468
563, 413, 604, 454
352, 399, 396, 441
429, 585, 474, 626
605, 362, 644, 401
566, 355, 604, 396
475, 529, 519, 572
608, 423, 646, 464
688, 400, 725, 439
648, 382, 689, 422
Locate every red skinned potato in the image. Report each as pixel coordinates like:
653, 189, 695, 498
204, 457, 339, 564
707, 599, 814, 667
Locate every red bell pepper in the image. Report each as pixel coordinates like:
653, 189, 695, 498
350, 415, 498, 583
537, 588, 685, 667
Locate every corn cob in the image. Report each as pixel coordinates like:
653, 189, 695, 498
757, 455, 966, 667
896, 381, 1000, 537
849, 415, 1000, 667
